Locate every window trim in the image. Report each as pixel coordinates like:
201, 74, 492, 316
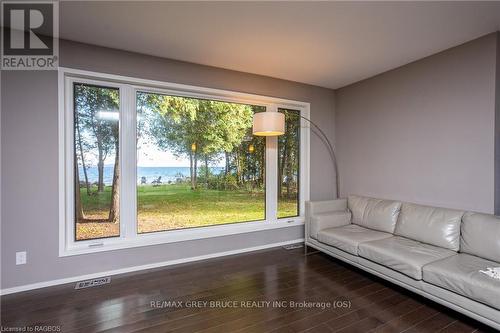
58, 67, 310, 257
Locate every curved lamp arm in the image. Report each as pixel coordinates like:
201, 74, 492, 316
297, 115, 340, 199
253, 111, 340, 199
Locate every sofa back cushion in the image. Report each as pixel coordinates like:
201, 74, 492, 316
461, 212, 500, 262
394, 203, 464, 251
347, 195, 401, 233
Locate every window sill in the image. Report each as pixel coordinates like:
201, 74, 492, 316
60, 219, 304, 257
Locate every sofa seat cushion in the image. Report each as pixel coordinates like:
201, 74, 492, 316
358, 236, 456, 280
317, 224, 393, 255
423, 254, 500, 310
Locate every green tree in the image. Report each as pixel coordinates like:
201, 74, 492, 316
74, 84, 119, 193
138, 93, 253, 189
278, 109, 300, 199
74, 84, 119, 223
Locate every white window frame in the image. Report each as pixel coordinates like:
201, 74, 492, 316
58, 67, 310, 256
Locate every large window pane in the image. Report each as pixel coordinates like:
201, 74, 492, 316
277, 108, 300, 218
73, 83, 120, 241
136, 92, 265, 233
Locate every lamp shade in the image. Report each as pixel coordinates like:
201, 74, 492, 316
252, 112, 285, 136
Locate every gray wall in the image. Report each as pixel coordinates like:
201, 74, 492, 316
0, 40, 336, 289
336, 33, 498, 213
495, 33, 500, 215
4, 32, 499, 290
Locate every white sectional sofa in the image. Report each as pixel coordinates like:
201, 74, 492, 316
305, 195, 500, 330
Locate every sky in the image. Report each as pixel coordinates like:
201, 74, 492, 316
138, 144, 190, 167
137, 143, 225, 168
85, 133, 226, 168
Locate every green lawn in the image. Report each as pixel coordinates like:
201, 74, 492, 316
77, 184, 298, 240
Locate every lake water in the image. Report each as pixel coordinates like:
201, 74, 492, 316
79, 166, 225, 185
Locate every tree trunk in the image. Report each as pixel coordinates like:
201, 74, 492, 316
235, 151, 242, 185
279, 138, 288, 199
74, 154, 85, 221
75, 114, 91, 195
97, 143, 105, 192
204, 156, 209, 186
189, 152, 195, 190
286, 154, 292, 199
259, 150, 265, 188
225, 152, 230, 175
285, 119, 294, 199
193, 153, 198, 189
108, 142, 120, 223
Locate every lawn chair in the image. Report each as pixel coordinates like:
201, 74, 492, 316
152, 176, 162, 186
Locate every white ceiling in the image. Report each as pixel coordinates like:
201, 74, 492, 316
60, 1, 500, 89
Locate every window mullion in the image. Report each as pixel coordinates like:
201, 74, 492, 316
120, 85, 137, 239
266, 105, 278, 222
299, 106, 310, 218
66, 78, 76, 246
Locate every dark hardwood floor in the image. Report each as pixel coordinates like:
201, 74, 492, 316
1, 247, 496, 333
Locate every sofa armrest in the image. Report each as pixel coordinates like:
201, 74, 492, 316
306, 199, 352, 240
306, 199, 348, 215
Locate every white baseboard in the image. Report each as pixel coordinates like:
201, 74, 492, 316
0, 239, 304, 296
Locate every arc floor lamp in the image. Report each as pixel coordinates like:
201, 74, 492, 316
252, 110, 340, 199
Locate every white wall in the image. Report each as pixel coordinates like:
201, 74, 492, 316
336, 33, 498, 213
